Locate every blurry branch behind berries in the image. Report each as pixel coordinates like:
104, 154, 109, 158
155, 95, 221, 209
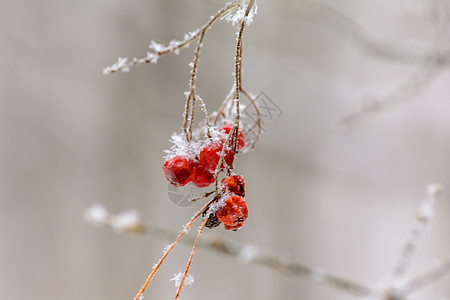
83, 204, 372, 298
84, 183, 449, 300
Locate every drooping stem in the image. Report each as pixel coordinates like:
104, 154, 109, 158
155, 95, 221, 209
133, 198, 216, 300
182, 1, 240, 141
233, 0, 255, 120
230, 0, 255, 151
174, 217, 209, 300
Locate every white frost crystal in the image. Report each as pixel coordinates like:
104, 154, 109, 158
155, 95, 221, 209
170, 272, 195, 288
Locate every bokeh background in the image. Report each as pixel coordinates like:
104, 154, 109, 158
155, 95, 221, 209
1, 0, 449, 299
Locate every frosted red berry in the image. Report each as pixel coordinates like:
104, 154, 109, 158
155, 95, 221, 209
220, 124, 245, 151
221, 175, 245, 197
199, 141, 235, 172
163, 156, 194, 187
191, 159, 215, 188
216, 195, 248, 230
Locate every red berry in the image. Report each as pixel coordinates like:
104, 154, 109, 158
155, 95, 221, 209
220, 124, 245, 151
163, 156, 194, 187
191, 159, 215, 188
216, 196, 248, 229
199, 141, 235, 172
221, 175, 245, 197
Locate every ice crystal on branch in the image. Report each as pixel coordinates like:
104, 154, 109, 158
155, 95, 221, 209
163, 244, 173, 255
102, 57, 130, 75
222, 0, 258, 27
170, 272, 195, 288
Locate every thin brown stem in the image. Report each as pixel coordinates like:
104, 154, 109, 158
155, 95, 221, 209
183, 93, 194, 141
190, 190, 214, 203
232, 0, 255, 145
182, 2, 243, 140
174, 217, 209, 300
183, 29, 205, 140
213, 128, 236, 191
133, 197, 216, 300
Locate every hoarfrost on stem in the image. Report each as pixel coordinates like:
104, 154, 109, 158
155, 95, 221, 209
163, 244, 173, 255
170, 272, 195, 288
222, 0, 258, 27
182, 224, 192, 234
102, 57, 130, 74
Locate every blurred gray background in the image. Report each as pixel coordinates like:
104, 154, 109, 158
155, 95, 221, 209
1, 0, 449, 299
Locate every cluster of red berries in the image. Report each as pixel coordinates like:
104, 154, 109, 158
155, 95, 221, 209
215, 175, 248, 230
163, 124, 245, 188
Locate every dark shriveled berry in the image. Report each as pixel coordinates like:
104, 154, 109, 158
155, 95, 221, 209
202, 209, 221, 229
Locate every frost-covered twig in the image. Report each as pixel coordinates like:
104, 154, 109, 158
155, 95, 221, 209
174, 217, 208, 300
232, 0, 255, 122
104, 0, 262, 149
182, 1, 242, 140
102, 1, 240, 75
132, 197, 218, 300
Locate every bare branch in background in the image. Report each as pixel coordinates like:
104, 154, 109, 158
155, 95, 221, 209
392, 184, 442, 278
337, 0, 449, 127
83, 204, 373, 298
379, 184, 446, 300
84, 183, 449, 300
404, 259, 450, 296
338, 62, 441, 128
273, 0, 450, 65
